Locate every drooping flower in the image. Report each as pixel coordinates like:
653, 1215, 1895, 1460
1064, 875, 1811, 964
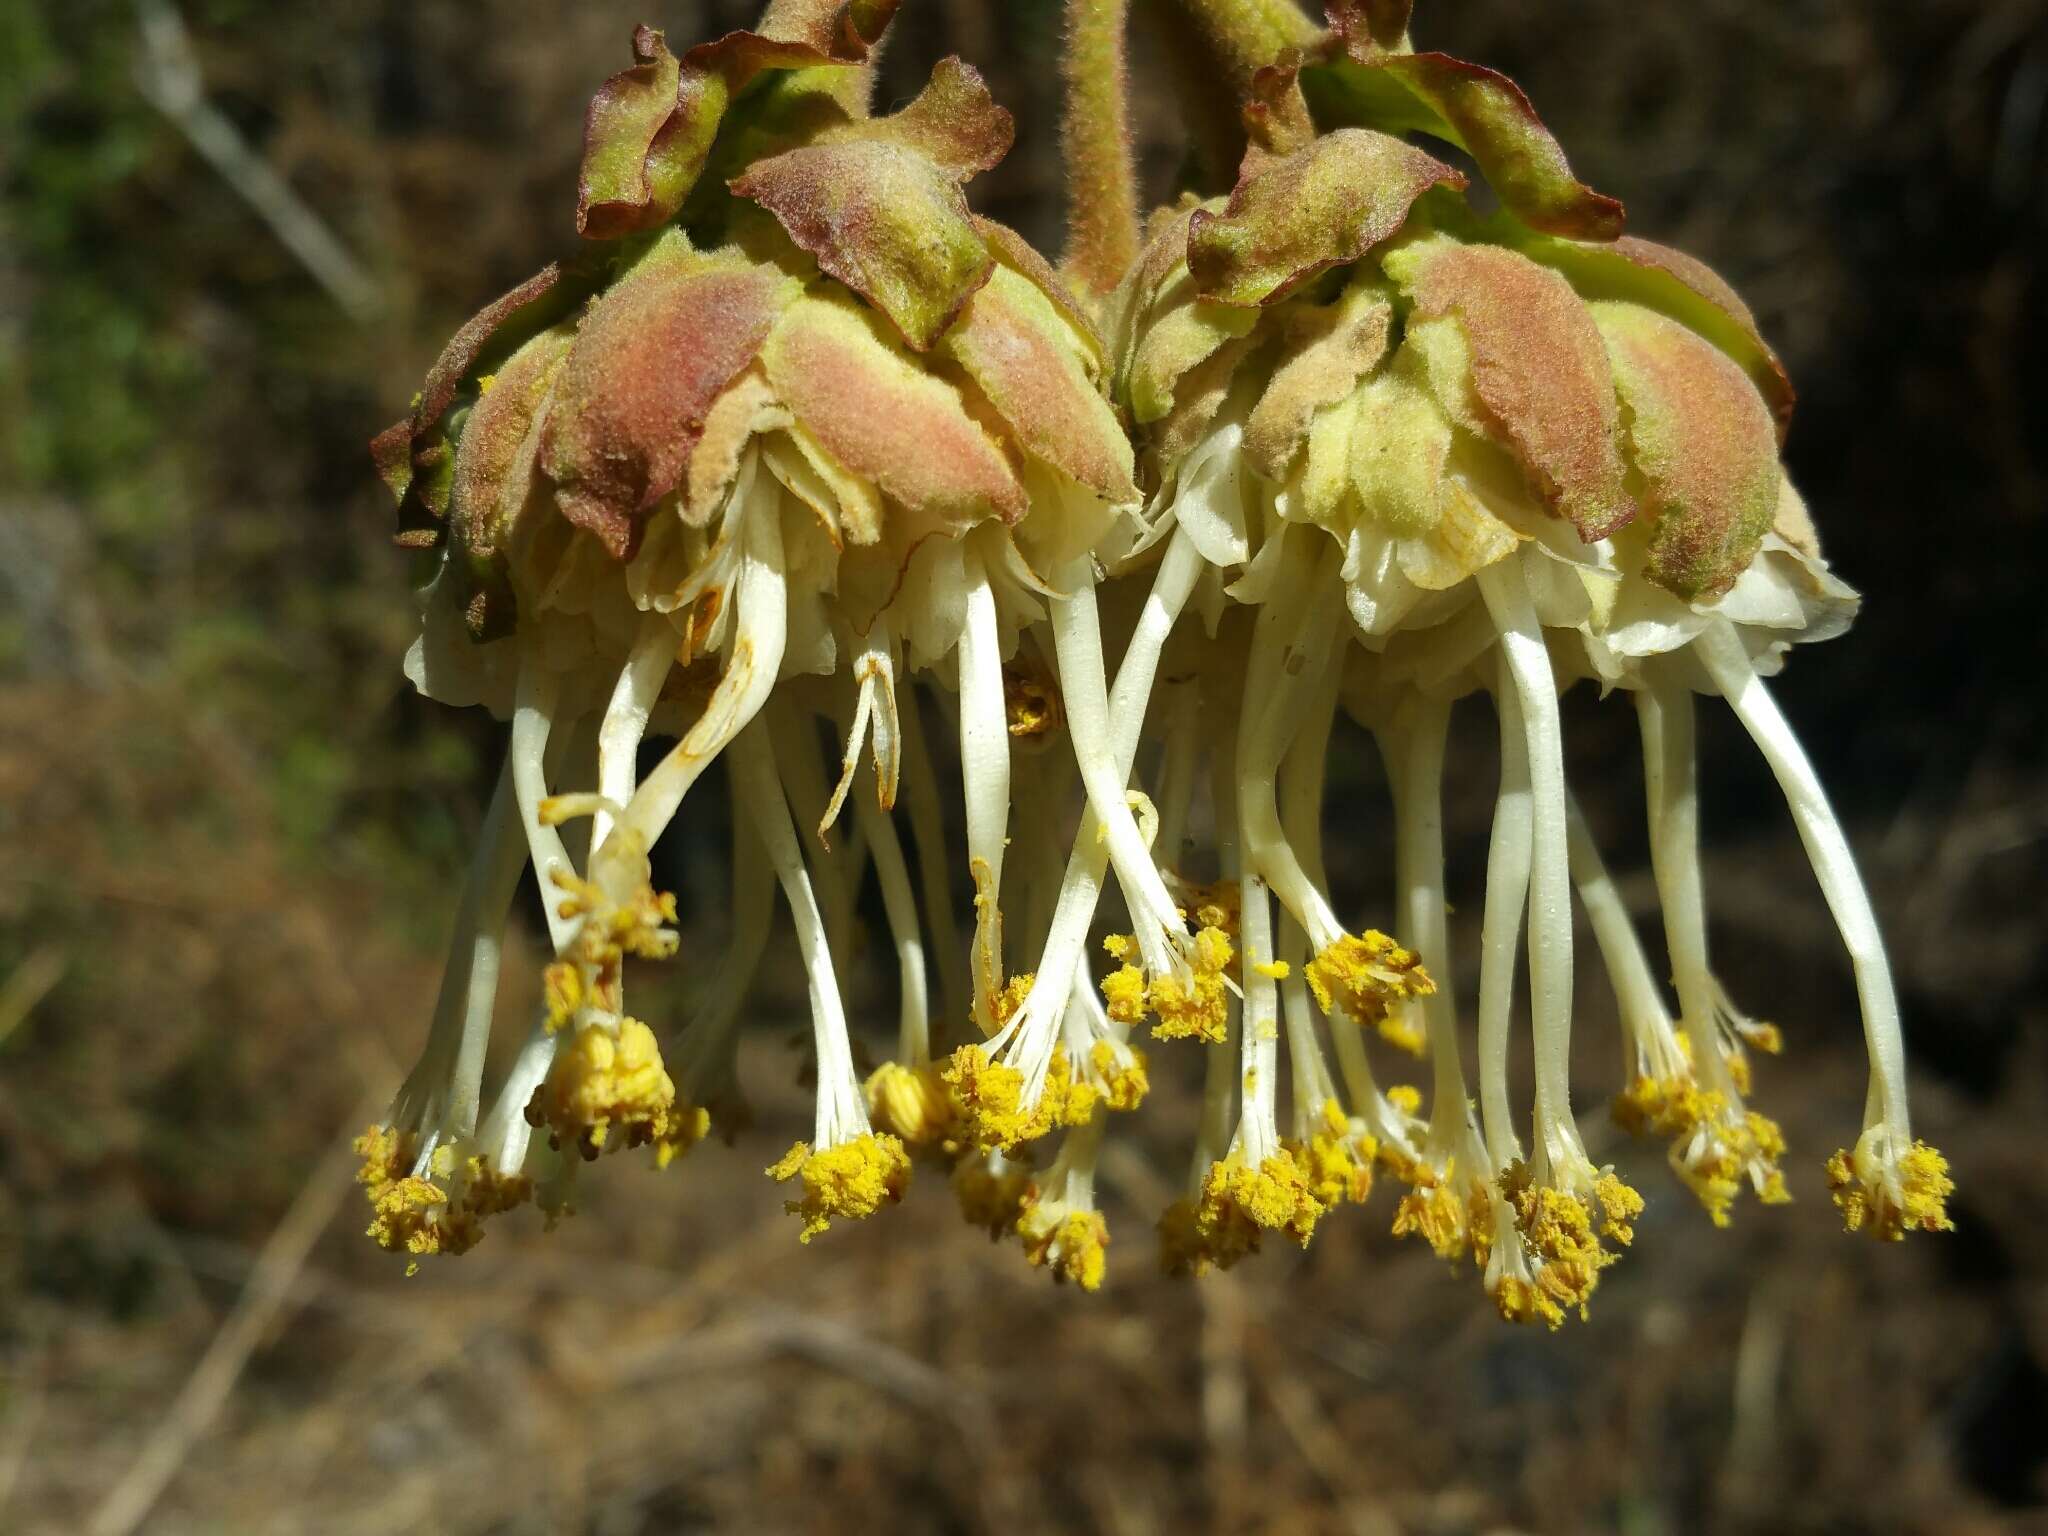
361, 0, 1951, 1310
365, 10, 1140, 1255
1095, 0, 1945, 1316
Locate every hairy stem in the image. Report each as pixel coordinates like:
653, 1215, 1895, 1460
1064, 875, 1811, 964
1060, 0, 1142, 297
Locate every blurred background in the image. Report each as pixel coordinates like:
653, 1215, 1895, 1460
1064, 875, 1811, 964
2, 1, 2044, 1531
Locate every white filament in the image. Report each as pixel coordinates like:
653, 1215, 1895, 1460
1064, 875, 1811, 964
1235, 531, 1348, 953
822, 618, 900, 835
1694, 620, 1910, 1137
1478, 558, 1584, 1179
510, 657, 579, 954
1049, 553, 1194, 976
1475, 649, 1532, 1172
617, 460, 789, 851
896, 682, 970, 1040
1563, 787, 1687, 1086
1636, 683, 1742, 1101
592, 612, 677, 851
1234, 869, 1282, 1167
1386, 694, 1488, 1172
956, 552, 1012, 1031
856, 789, 931, 1067
992, 529, 1202, 1082
729, 720, 868, 1149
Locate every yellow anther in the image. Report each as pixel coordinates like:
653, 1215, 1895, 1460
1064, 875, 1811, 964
767, 1134, 910, 1242
1088, 1040, 1150, 1112
1591, 1171, 1645, 1246
1739, 1019, 1784, 1055
1003, 663, 1062, 738
352, 1126, 535, 1268
1826, 1134, 1954, 1241
1199, 1152, 1326, 1251
1375, 1005, 1427, 1059
542, 960, 584, 1033
1099, 958, 1148, 1027
652, 1104, 711, 1170
865, 1059, 961, 1150
1615, 1069, 1788, 1225
353, 1124, 414, 1196
942, 1044, 1030, 1149
535, 847, 682, 1032
1100, 927, 1233, 1042
954, 1155, 1035, 1238
1493, 1159, 1629, 1325
1490, 1273, 1568, 1331
365, 1175, 448, 1274
990, 971, 1035, 1030
1018, 1204, 1110, 1291
1170, 879, 1240, 940
526, 1017, 683, 1161
1149, 925, 1233, 1042
1285, 1100, 1374, 1210
942, 1044, 1097, 1151
1613, 1072, 1695, 1141
1304, 931, 1433, 1026
1392, 1166, 1492, 1266
1157, 1197, 1225, 1278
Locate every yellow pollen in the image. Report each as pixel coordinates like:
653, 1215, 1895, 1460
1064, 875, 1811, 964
1826, 1136, 1955, 1241
1088, 1040, 1150, 1111
352, 1127, 535, 1267
1305, 931, 1433, 1026
652, 1104, 711, 1169
1285, 1100, 1374, 1210
1018, 1204, 1110, 1291
1736, 1017, 1784, 1055
1099, 959, 1149, 1027
990, 971, 1034, 1030
542, 960, 584, 1033
1173, 879, 1240, 940
1592, 1171, 1646, 1246
941, 1044, 1097, 1151
1150, 925, 1234, 1042
766, 1133, 911, 1242
1616, 1070, 1789, 1225
1490, 1273, 1568, 1331
1392, 1166, 1492, 1266
1198, 1152, 1326, 1252
1494, 1160, 1628, 1325
364, 1175, 448, 1274
526, 1017, 684, 1162
353, 1124, 414, 1195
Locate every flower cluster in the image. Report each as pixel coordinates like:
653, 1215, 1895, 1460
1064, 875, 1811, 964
359, 0, 1950, 1321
